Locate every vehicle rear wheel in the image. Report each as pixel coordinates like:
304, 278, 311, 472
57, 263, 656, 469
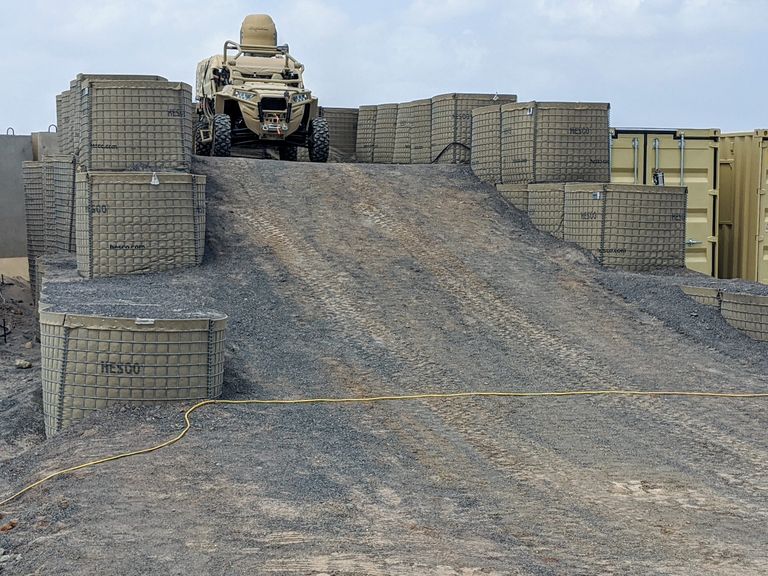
212, 114, 232, 157
194, 116, 212, 156
279, 145, 298, 161
308, 117, 329, 163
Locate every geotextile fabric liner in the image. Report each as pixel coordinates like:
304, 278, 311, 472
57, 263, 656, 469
321, 107, 358, 162
355, 105, 378, 163
431, 93, 516, 164
501, 101, 610, 184
497, 184, 529, 212
393, 102, 417, 164
528, 184, 566, 239
720, 292, 768, 341
564, 184, 687, 271
471, 105, 502, 184
40, 310, 227, 436
75, 172, 206, 278
409, 99, 432, 164
23, 162, 45, 300
76, 79, 193, 172
373, 104, 398, 164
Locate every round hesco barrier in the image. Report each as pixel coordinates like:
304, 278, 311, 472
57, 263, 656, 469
720, 292, 768, 342
40, 310, 227, 437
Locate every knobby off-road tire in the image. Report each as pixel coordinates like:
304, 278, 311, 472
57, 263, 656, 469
212, 114, 232, 157
279, 145, 298, 161
308, 117, 330, 163
194, 116, 212, 156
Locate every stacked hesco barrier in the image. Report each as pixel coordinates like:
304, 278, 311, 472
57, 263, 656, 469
528, 184, 567, 240
471, 105, 502, 183
32, 73, 226, 436
409, 99, 432, 164
38, 260, 227, 437
22, 162, 45, 299
373, 103, 398, 164
563, 184, 687, 271
355, 105, 378, 163
432, 93, 517, 164
75, 172, 206, 278
75, 77, 193, 171
500, 101, 610, 184
496, 184, 529, 212
393, 102, 416, 164
321, 107, 358, 162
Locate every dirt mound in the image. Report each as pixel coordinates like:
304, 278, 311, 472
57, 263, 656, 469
1, 158, 767, 575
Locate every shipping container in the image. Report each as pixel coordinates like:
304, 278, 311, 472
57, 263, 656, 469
718, 130, 768, 283
610, 128, 719, 276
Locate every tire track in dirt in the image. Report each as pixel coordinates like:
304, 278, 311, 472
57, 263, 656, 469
228, 188, 762, 573
354, 197, 768, 503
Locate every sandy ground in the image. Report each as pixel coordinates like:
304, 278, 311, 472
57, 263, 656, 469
1, 158, 767, 575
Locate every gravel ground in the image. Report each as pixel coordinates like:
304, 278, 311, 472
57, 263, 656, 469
1, 158, 767, 575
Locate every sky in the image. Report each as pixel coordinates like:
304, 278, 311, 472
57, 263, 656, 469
1, 0, 766, 135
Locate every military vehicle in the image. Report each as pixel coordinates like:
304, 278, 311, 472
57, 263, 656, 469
194, 14, 329, 161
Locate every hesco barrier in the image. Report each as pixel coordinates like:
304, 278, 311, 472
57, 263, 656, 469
393, 102, 416, 164
471, 105, 502, 184
22, 162, 45, 300
528, 184, 566, 239
564, 183, 687, 271
75, 78, 192, 172
43, 155, 77, 254
321, 107, 358, 162
373, 103, 398, 164
355, 105, 378, 163
56, 90, 74, 156
75, 172, 206, 278
680, 285, 721, 308
431, 93, 516, 164
501, 101, 610, 184
720, 292, 768, 341
66, 74, 169, 164
610, 128, 720, 277
40, 309, 226, 436
497, 184, 529, 212
409, 98, 432, 164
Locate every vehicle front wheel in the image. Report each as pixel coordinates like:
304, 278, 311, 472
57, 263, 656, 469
307, 117, 329, 163
212, 114, 232, 157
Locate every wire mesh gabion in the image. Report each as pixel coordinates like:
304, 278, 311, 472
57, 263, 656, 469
564, 184, 687, 271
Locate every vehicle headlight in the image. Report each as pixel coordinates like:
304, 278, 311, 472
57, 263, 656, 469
234, 90, 255, 101
291, 93, 309, 104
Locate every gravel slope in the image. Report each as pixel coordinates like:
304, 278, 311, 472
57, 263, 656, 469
1, 158, 767, 575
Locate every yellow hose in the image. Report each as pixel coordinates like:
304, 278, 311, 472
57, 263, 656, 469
2, 389, 767, 508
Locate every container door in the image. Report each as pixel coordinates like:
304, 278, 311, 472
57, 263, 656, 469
610, 132, 643, 184
756, 137, 768, 283
645, 133, 718, 276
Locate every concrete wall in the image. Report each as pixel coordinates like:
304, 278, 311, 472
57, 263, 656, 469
0, 134, 32, 258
